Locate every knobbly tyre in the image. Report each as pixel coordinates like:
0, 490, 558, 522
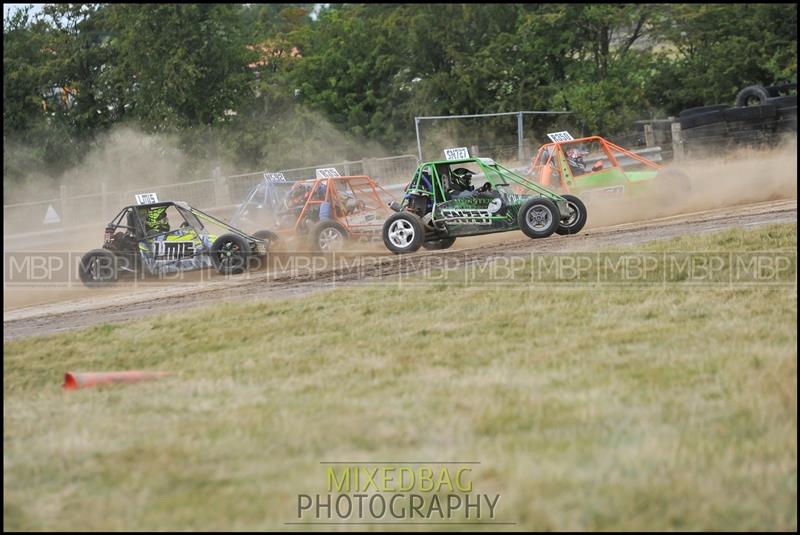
78, 200, 273, 287
234, 174, 399, 252
382, 152, 588, 254
526, 132, 690, 204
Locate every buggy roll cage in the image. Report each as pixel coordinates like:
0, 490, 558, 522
286, 175, 396, 232
230, 178, 298, 226
107, 201, 265, 244
405, 157, 566, 207
529, 136, 664, 187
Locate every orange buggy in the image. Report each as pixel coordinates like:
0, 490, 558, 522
525, 135, 689, 203
268, 175, 398, 251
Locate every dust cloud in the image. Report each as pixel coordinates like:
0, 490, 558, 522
4, 126, 201, 250
585, 138, 797, 228
3, 114, 401, 310
3, 113, 399, 245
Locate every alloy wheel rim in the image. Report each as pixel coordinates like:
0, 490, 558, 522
526, 205, 552, 230
388, 219, 415, 248
564, 201, 579, 226
319, 227, 344, 251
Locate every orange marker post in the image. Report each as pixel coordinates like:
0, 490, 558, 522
63, 371, 171, 390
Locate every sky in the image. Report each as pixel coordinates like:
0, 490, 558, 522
3, 3, 327, 21
3, 3, 43, 20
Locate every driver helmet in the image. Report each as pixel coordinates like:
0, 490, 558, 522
566, 148, 583, 160
566, 148, 585, 168
287, 183, 311, 207
146, 206, 169, 233
450, 167, 474, 191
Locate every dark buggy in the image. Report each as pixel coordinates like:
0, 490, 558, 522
79, 200, 273, 286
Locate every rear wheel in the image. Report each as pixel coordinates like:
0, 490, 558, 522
555, 194, 587, 235
311, 221, 349, 252
383, 212, 425, 254
79, 249, 118, 287
422, 237, 456, 250
518, 198, 559, 239
652, 169, 692, 208
212, 234, 250, 275
656, 169, 691, 193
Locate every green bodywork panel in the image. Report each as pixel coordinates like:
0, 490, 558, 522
558, 153, 660, 197
623, 171, 659, 182
567, 168, 628, 188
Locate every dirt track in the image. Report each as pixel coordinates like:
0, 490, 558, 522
3, 198, 796, 341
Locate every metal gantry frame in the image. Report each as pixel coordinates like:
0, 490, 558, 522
414, 110, 574, 162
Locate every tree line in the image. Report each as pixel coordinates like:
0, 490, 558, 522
3, 3, 797, 188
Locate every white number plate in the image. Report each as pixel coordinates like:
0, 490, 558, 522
135, 192, 159, 205
264, 172, 286, 182
443, 147, 470, 160
315, 167, 341, 178
546, 131, 575, 143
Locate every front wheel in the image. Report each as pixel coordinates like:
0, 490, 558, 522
518, 198, 559, 239
383, 212, 425, 254
79, 249, 118, 287
212, 234, 250, 275
556, 194, 588, 235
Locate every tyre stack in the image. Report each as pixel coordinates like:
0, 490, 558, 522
678, 84, 797, 155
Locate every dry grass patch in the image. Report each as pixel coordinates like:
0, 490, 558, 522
4, 223, 797, 530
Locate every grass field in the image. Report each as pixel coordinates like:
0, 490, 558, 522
4, 224, 797, 531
